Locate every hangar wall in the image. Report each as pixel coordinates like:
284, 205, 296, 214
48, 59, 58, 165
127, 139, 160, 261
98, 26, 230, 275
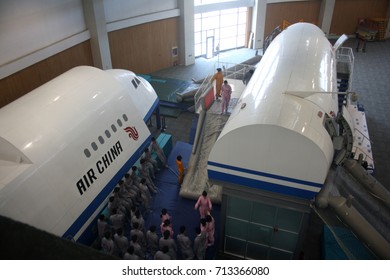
264, 0, 389, 38
265, 0, 322, 37
330, 0, 390, 35
108, 18, 179, 74
0, 41, 93, 108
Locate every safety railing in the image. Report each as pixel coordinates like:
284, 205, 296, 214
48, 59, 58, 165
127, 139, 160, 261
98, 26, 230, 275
193, 61, 256, 113
336, 47, 355, 92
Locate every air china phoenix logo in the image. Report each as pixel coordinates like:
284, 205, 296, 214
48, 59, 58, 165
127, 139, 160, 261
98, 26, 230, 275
124, 126, 139, 140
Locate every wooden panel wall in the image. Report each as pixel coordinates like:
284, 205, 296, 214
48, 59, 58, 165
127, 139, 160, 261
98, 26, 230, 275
330, 0, 390, 35
108, 18, 179, 74
265, 0, 321, 38
0, 41, 94, 108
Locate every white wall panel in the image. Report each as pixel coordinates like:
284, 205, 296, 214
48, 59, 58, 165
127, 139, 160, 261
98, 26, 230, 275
0, 0, 87, 67
104, 0, 178, 24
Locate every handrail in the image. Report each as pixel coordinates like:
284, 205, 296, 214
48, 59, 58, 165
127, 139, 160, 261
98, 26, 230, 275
193, 61, 256, 113
193, 75, 212, 113
336, 47, 355, 92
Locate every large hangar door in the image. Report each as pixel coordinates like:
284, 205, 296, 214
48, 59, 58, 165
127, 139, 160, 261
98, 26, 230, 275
222, 195, 308, 259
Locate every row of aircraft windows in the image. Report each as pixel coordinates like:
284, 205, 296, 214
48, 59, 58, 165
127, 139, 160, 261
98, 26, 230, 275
84, 114, 129, 158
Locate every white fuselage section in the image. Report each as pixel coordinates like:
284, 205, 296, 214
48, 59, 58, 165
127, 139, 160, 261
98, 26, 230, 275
0, 66, 158, 241
208, 23, 340, 199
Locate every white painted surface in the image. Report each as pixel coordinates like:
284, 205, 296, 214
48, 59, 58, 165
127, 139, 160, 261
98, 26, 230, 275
0, 66, 158, 240
208, 23, 339, 190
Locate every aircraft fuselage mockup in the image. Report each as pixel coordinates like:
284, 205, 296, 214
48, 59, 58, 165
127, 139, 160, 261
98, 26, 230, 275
0, 66, 159, 244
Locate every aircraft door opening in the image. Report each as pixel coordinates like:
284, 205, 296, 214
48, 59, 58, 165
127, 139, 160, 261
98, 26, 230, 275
205, 29, 215, 59
206, 35, 214, 59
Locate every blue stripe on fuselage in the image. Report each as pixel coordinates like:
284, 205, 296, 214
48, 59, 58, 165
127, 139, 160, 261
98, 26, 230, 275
207, 161, 322, 199
144, 98, 159, 123
63, 136, 150, 243
64, 102, 159, 243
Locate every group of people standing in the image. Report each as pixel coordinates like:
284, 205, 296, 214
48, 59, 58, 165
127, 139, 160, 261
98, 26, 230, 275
153, 196, 215, 260
95, 136, 217, 260
96, 137, 168, 259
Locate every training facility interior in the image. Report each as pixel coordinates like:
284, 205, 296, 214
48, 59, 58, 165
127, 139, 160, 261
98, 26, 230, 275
1, 0, 390, 260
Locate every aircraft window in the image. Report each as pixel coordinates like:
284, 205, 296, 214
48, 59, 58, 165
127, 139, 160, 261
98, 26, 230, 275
98, 136, 104, 144
111, 124, 117, 132
84, 149, 91, 158
131, 79, 138, 88
123, 114, 128, 122
91, 142, 98, 151
117, 119, 123, 127
105, 130, 111, 138
134, 77, 141, 85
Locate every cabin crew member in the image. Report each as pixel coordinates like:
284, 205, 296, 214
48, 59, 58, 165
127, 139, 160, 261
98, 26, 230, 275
143, 147, 159, 173
242, 69, 254, 85
101, 231, 115, 255
113, 228, 129, 258
206, 214, 215, 246
118, 180, 135, 207
136, 187, 151, 213
194, 191, 212, 218
146, 225, 159, 257
130, 234, 145, 259
150, 136, 168, 167
97, 214, 109, 243
138, 178, 152, 200
140, 157, 155, 180
113, 186, 132, 215
159, 230, 177, 260
176, 155, 186, 186
221, 80, 232, 115
154, 246, 171, 260
200, 218, 208, 234
109, 208, 124, 232
160, 219, 174, 238
160, 208, 171, 224
123, 246, 140, 260
140, 159, 157, 190
129, 166, 141, 185
108, 195, 126, 216
130, 222, 146, 248
210, 68, 224, 100
141, 176, 157, 195
131, 209, 145, 231
193, 227, 207, 260
124, 173, 138, 197
177, 226, 195, 260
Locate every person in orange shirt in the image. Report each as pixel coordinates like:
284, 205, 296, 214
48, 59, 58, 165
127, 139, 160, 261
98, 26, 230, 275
210, 68, 223, 100
176, 155, 185, 186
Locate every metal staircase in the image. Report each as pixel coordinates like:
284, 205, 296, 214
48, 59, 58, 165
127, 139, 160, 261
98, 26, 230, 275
334, 47, 355, 165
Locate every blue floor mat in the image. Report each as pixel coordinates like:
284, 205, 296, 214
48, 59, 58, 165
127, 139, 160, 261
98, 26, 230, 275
144, 141, 220, 260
